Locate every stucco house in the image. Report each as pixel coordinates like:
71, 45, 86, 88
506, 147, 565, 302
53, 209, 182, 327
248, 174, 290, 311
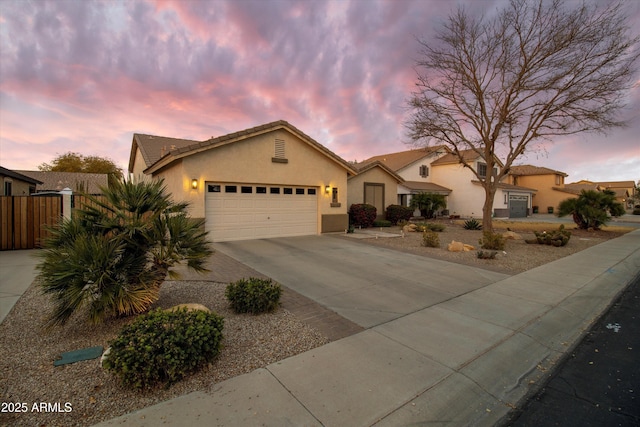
0, 166, 42, 196
507, 165, 570, 213
128, 120, 357, 242
347, 161, 404, 219
560, 180, 637, 210
360, 148, 536, 218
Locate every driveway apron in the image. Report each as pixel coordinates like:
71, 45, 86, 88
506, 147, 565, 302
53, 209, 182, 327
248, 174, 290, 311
215, 235, 508, 328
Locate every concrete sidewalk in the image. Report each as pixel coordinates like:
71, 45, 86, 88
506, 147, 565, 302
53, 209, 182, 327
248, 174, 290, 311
95, 229, 640, 427
0, 249, 41, 324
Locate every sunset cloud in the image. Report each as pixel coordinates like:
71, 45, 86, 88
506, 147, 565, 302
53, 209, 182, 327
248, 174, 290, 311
1, 0, 638, 182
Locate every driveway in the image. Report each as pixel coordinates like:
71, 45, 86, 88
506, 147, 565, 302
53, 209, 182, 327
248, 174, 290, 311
215, 235, 509, 328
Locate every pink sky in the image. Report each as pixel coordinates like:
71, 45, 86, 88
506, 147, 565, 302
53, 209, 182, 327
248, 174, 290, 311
1, 0, 638, 183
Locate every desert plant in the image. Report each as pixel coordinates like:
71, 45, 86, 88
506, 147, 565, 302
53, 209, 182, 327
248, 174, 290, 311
477, 250, 497, 259
349, 204, 377, 228
409, 193, 446, 219
530, 225, 572, 247
463, 218, 482, 230
386, 204, 414, 225
557, 189, 625, 230
413, 222, 446, 232
479, 231, 505, 250
373, 219, 392, 227
103, 308, 224, 390
226, 278, 282, 314
38, 179, 213, 326
422, 230, 440, 248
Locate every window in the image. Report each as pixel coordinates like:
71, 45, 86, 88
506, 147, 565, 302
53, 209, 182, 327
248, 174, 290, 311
478, 163, 487, 178
284, 187, 293, 194
555, 175, 563, 185
296, 188, 305, 195
270, 187, 280, 194
241, 186, 252, 193
419, 165, 429, 177
225, 185, 237, 193
332, 187, 338, 204
256, 186, 267, 194
272, 138, 288, 163
208, 184, 221, 193
4, 181, 12, 196
308, 188, 316, 195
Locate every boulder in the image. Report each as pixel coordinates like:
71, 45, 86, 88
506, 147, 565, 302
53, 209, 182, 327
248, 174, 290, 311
447, 241, 475, 252
165, 303, 211, 313
402, 224, 418, 233
503, 231, 522, 240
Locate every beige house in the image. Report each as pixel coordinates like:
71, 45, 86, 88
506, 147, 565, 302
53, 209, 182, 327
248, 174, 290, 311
129, 120, 357, 242
561, 180, 637, 210
347, 161, 404, 219
0, 166, 42, 196
508, 165, 570, 213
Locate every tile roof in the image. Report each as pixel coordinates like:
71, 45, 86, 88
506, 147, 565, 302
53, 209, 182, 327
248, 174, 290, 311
400, 181, 452, 193
16, 171, 109, 194
359, 146, 448, 171
351, 161, 405, 183
430, 148, 483, 166
509, 165, 568, 177
130, 134, 200, 171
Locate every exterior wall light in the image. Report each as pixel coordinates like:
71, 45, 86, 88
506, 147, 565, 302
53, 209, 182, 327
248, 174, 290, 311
191, 179, 198, 189
325, 185, 331, 194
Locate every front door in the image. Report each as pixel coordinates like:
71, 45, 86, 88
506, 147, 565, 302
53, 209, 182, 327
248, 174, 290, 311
364, 183, 385, 219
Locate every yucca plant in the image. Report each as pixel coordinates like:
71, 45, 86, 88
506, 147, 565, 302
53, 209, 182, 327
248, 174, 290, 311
39, 179, 213, 327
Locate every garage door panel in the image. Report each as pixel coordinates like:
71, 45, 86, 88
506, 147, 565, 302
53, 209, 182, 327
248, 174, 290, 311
205, 183, 318, 242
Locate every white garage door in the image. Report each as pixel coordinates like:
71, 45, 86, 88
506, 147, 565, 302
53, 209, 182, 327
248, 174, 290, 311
205, 183, 318, 242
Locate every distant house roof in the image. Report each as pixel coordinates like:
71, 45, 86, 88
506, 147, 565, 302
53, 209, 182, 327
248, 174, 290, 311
509, 165, 568, 177
400, 181, 452, 194
429, 148, 504, 167
132, 120, 357, 176
351, 161, 405, 183
0, 166, 42, 185
594, 181, 635, 189
472, 181, 537, 193
16, 171, 109, 194
359, 146, 448, 171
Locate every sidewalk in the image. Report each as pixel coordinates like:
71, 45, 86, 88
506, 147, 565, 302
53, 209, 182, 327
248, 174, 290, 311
94, 229, 640, 427
0, 249, 41, 324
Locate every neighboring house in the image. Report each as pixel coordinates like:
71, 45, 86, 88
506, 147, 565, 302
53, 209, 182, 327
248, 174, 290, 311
347, 161, 404, 219
360, 148, 536, 218
0, 166, 42, 196
129, 120, 357, 242
508, 165, 570, 213
561, 180, 637, 210
16, 171, 109, 194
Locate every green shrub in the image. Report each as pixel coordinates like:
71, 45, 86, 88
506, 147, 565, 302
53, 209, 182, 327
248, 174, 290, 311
422, 230, 440, 248
386, 205, 414, 225
463, 218, 482, 230
103, 308, 224, 390
531, 225, 572, 247
557, 189, 625, 230
373, 219, 392, 227
479, 231, 505, 250
226, 278, 282, 314
633, 208, 640, 215
414, 222, 446, 232
349, 204, 377, 228
477, 250, 497, 259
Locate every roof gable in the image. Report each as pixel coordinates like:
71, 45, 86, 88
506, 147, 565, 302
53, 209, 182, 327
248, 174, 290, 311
0, 166, 42, 185
129, 134, 199, 173
359, 146, 448, 172
351, 161, 405, 183
509, 165, 568, 177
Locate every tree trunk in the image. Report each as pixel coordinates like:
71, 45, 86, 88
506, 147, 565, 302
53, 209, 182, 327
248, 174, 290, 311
482, 185, 496, 232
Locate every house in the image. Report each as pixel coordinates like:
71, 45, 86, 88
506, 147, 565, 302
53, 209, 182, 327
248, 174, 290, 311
129, 120, 357, 242
0, 166, 42, 196
561, 180, 637, 210
16, 171, 109, 194
507, 165, 570, 213
347, 161, 404, 219
360, 148, 536, 218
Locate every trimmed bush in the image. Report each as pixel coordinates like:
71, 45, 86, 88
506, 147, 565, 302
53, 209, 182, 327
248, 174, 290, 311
373, 219, 392, 227
226, 278, 282, 314
386, 205, 414, 225
422, 230, 440, 248
103, 308, 224, 390
414, 222, 446, 232
477, 250, 497, 259
479, 231, 505, 250
349, 204, 377, 228
529, 225, 572, 246
463, 218, 482, 230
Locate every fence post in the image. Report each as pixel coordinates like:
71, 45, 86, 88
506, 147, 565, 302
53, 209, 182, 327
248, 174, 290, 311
60, 188, 72, 220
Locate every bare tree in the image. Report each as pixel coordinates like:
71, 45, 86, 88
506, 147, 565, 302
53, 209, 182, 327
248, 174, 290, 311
406, 0, 639, 231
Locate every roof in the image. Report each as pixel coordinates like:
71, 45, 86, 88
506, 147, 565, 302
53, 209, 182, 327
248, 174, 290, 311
472, 180, 537, 193
400, 181, 452, 194
430, 149, 484, 166
135, 120, 357, 176
594, 181, 636, 189
358, 146, 448, 172
0, 166, 42, 185
351, 161, 405, 183
16, 171, 109, 194
509, 165, 568, 177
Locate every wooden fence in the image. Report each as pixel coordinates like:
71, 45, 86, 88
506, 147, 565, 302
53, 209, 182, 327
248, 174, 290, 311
0, 195, 62, 250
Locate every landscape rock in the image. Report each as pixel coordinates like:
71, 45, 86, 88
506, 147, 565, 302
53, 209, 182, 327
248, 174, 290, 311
503, 231, 523, 240
447, 241, 475, 252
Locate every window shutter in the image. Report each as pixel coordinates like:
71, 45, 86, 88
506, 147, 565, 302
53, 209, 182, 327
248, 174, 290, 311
275, 139, 285, 158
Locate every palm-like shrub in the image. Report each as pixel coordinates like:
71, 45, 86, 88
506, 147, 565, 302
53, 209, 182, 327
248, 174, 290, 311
410, 193, 446, 219
557, 189, 625, 230
39, 179, 213, 326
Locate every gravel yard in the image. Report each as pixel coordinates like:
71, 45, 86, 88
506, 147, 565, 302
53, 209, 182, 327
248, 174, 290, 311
0, 219, 630, 427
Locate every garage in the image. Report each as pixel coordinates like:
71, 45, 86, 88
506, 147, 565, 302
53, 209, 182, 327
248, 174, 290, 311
509, 195, 529, 218
205, 183, 318, 242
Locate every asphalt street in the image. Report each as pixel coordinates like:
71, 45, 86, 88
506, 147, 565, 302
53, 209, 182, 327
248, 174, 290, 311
503, 271, 640, 426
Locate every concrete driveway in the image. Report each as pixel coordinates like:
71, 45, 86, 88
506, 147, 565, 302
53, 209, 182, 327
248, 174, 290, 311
216, 235, 509, 328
